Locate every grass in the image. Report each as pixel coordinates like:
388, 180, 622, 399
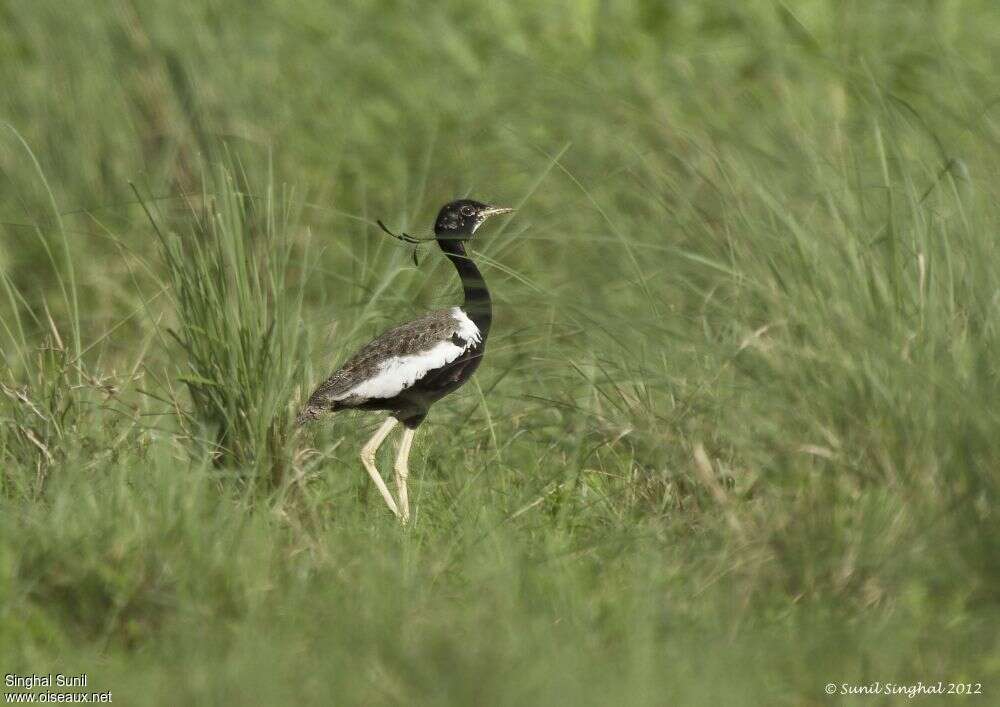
2, 1, 999, 704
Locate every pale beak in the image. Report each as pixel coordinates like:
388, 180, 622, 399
482, 205, 515, 218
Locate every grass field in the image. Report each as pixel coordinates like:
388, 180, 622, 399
2, 1, 999, 704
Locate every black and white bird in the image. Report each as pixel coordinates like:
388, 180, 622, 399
297, 199, 513, 522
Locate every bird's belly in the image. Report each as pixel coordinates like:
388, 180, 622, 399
404, 346, 484, 403
344, 343, 486, 426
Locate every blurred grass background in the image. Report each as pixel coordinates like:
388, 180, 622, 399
2, 0, 999, 704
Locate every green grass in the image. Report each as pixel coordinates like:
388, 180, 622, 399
2, 1, 999, 704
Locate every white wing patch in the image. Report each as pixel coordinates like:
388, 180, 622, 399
334, 308, 481, 402
450, 307, 482, 345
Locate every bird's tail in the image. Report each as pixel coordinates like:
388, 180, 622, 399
295, 404, 324, 426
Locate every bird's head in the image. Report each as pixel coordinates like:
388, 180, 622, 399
434, 199, 513, 241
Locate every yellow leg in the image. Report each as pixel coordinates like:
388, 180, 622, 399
360, 417, 399, 517
394, 426, 416, 524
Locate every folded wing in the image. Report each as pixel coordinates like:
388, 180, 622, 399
306, 307, 481, 410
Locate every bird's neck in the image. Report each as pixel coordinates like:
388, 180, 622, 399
438, 237, 492, 335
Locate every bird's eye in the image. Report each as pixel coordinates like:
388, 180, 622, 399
460, 206, 475, 217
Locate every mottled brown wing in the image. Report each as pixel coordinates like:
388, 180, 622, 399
306, 308, 462, 406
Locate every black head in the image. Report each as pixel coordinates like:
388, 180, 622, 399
434, 199, 513, 240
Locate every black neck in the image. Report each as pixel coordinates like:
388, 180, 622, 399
437, 237, 491, 335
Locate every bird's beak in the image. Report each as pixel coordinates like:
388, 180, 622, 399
482, 205, 515, 218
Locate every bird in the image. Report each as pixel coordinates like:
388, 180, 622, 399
297, 199, 514, 523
